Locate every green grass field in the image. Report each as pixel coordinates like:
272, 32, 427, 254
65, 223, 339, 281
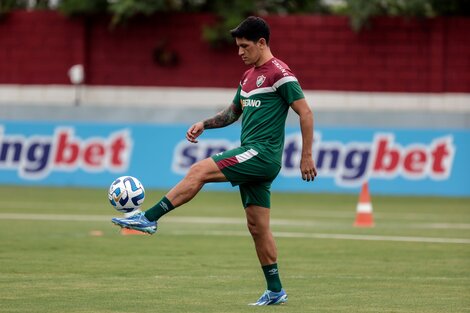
1, 185, 469, 313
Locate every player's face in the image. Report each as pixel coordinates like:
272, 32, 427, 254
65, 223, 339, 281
235, 37, 262, 66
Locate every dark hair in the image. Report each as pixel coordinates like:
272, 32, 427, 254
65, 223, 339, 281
230, 16, 270, 45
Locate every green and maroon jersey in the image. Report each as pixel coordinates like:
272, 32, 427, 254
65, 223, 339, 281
233, 57, 305, 165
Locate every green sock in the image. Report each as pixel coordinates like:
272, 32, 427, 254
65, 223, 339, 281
144, 196, 175, 222
262, 263, 283, 292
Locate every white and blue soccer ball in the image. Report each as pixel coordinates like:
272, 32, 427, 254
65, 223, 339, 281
108, 176, 145, 214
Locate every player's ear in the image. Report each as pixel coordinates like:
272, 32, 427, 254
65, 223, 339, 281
257, 38, 267, 48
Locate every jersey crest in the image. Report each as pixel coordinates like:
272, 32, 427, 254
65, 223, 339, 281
239, 58, 297, 97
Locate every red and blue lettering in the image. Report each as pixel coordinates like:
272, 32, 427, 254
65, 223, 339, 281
0, 126, 132, 179
172, 132, 455, 187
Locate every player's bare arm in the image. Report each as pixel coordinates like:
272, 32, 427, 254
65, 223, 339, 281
203, 102, 242, 129
291, 98, 317, 182
186, 102, 242, 143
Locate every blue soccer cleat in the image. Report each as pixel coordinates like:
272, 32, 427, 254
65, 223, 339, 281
249, 289, 288, 306
111, 211, 157, 234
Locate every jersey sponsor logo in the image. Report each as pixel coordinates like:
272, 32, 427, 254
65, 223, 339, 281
256, 75, 266, 87
171, 132, 455, 187
241, 99, 261, 108
0, 125, 132, 179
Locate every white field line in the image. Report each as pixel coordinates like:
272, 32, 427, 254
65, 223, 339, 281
0, 213, 110, 222
409, 223, 470, 230
1, 213, 470, 244
168, 230, 470, 244
2, 201, 352, 219
3, 201, 468, 222
1, 213, 470, 229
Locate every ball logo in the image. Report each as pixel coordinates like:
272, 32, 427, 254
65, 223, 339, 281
113, 192, 123, 202
0, 126, 132, 179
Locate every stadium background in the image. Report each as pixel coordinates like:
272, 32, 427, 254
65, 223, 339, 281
0, 9, 469, 196
1, 2, 470, 313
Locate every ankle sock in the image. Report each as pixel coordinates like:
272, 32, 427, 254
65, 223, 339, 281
144, 196, 175, 222
262, 263, 283, 292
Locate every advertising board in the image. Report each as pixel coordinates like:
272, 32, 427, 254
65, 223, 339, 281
0, 121, 467, 196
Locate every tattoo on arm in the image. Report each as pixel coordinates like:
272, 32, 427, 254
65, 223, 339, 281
203, 103, 242, 129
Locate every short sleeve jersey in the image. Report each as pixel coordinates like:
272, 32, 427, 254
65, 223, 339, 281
233, 57, 305, 165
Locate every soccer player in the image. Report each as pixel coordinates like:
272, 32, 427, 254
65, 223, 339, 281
112, 16, 317, 305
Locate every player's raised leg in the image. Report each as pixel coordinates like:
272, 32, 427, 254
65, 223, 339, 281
245, 205, 287, 305
112, 157, 227, 234
165, 157, 227, 208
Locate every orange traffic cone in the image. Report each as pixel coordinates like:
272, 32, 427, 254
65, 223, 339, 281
354, 182, 374, 227
120, 210, 147, 235
120, 228, 146, 235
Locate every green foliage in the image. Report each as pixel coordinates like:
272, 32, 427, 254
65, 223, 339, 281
344, 0, 470, 31
202, 0, 328, 47
2, 0, 470, 39
345, 0, 436, 31
108, 0, 174, 25
430, 0, 470, 16
58, 0, 191, 23
0, 0, 26, 16
58, 0, 108, 16
271, 0, 330, 14
202, 0, 256, 48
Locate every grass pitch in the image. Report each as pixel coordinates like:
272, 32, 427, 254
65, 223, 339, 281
0, 186, 469, 313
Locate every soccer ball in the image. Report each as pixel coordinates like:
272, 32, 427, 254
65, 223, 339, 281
108, 176, 145, 214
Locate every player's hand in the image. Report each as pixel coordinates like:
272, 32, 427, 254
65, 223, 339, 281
300, 157, 317, 182
186, 122, 204, 143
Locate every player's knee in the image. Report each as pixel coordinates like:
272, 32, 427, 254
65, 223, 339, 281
247, 220, 265, 239
188, 159, 222, 184
187, 161, 207, 182
247, 221, 258, 238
